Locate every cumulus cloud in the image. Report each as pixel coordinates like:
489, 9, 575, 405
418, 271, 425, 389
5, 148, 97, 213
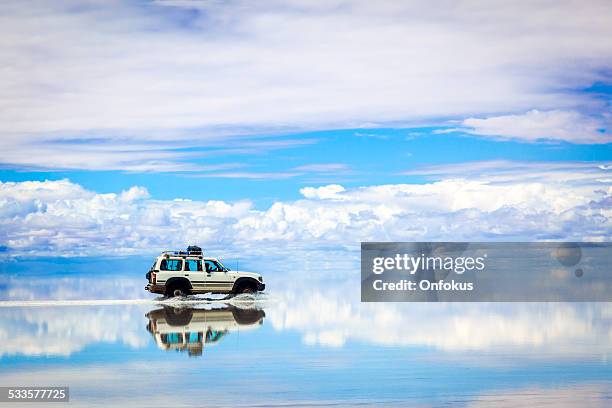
0, 161, 609, 256
0, 1, 611, 170
299, 184, 346, 200
0, 179, 254, 256
462, 110, 611, 144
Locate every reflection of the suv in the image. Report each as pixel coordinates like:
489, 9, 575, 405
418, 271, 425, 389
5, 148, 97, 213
146, 306, 265, 357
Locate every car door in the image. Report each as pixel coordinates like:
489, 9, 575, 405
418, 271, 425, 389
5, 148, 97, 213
184, 258, 205, 293
204, 260, 234, 293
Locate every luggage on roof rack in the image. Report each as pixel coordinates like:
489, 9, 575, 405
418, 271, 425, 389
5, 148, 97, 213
186, 245, 203, 256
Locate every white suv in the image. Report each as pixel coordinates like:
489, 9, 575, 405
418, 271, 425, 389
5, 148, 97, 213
145, 247, 265, 297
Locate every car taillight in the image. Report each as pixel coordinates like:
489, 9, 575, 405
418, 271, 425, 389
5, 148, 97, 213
152, 273, 156, 284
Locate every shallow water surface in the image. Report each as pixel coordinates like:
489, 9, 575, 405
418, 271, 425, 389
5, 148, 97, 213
0, 257, 610, 407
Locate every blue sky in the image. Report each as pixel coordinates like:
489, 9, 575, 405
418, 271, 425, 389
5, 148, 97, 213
0, 0, 610, 256
1, 127, 610, 207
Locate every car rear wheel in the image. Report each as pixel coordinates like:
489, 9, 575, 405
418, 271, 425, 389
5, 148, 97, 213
166, 284, 189, 298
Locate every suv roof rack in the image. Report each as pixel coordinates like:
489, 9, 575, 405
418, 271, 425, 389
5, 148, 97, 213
160, 248, 204, 258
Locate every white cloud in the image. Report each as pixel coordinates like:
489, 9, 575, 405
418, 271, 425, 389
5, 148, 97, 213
119, 186, 150, 202
401, 160, 612, 186
195, 163, 351, 180
462, 110, 611, 144
354, 132, 390, 140
299, 184, 346, 200
0, 161, 609, 256
0, 1, 611, 170
293, 164, 349, 172
189, 171, 301, 180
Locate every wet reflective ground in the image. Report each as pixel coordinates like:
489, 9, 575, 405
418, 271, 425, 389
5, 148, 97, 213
0, 256, 611, 407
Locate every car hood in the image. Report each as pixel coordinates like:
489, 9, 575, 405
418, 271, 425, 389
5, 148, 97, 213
231, 271, 262, 280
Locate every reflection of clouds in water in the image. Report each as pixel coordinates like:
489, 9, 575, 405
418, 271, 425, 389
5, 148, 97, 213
5, 296, 610, 359
0, 255, 610, 406
267, 279, 612, 357
1, 251, 611, 359
0, 363, 211, 407
0, 362, 609, 407
0, 306, 147, 356
468, 384, 610, 408
0, 303, 265, 357
2, 276, 147, 301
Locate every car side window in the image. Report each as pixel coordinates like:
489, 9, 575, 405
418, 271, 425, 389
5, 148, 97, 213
204, 260, 220, 272
160, 259, 183, 271
185, 259, 202, 272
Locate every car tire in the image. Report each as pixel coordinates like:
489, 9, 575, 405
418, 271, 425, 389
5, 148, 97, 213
166, 284, 189, 298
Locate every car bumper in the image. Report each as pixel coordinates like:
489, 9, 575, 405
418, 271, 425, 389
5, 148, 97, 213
145, 284, 165, 294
